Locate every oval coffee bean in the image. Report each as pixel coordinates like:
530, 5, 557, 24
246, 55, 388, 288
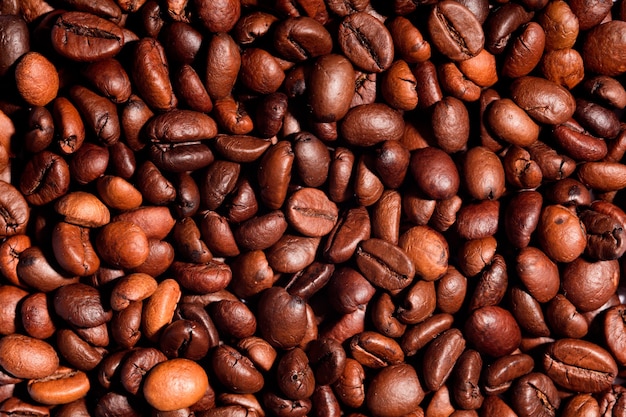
543, 338, 617, 393
355, 238, 415, 291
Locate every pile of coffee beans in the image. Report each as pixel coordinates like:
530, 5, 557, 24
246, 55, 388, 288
1, 0, 626, 415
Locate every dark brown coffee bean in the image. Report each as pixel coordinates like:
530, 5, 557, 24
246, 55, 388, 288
145, 110, 218, 143
285, 187, 338, 237
484, 353, 534, 395
469, 254, 507, 310
543, 338, 617, 392
428, 0, 485, 61
20, 151, 70, 206
510, 286, 550, 337
536, 204, 586, 263
51, 12, 124, 62
410, 147, 459, 200
132, 38, 177, 112
340, 103, 404, 147
338, 12, 394, 72
365, 364, 424, 417
546, 294, 588, 339
484, 2, 534, 54
212, 344, 263, 394
561, 257, 619, 312
461, 146, 505, 201
511, 372, 560, 417
510, 76, 576, 125
582, 21, 626, 76
465, 306, 521, 357
257, 287, 307, 350
307, 54, 355, 122
452, 349, 484, 410
69, 85, 120, 146
355, 238, 415, 291
276, 347, 315, 400
582, 76, 626, 109
273, 16, 332, 62
422, 328, 466, 391
0, 15, 29, 77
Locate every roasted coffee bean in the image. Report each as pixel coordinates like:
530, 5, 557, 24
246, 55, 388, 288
338, 12, 394, 73
144, 359, 209, 411
543, 338, 617, 392
428, 0, 485, 61
511, 373, 560, 417
51, 12, 124, 62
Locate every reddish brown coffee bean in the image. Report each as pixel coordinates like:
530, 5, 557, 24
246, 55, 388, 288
212, 344, 264, 395
355, 238, 415, 291
387, 16, 430, 63
502, 22, 545, 78
428, 0, 485, 61
21, 292, 56, 340
340, 103, 404, 147
144, 359, 209, 411
536, 204, 587, 263
399, 225, 448, 281
338, 12, 394, 72
515, 247, 560, 303
96, 175, 143, 210
410, 147, 459, 200
142, 279, 181, 343
485, 99, 539, 147
543, 338, 617, 393
422, 328, 466, 391
204, 33, 240, 100
510, 76, 576, 125
561, 257, 619, 312
27, 367, 90, 405
276, 347, 315, 400
582, 21, 626, 76
432, 96, 470, 153
483, 353, 534, 395
52, 222, 100, 277
15, 52, 58, 107
0, 334, 58, 379
462, 146, 505, 201
546, 294, 588, 339
0, 181, 30, 237
365, 364, 424, 417
95, 221, 149, 269
257, 287, 307, 350
464, 306, 521, 357
132, 38, 177, 112
51, 12, 124, 62
285, 188, 338, 237
274, 239, 319, 279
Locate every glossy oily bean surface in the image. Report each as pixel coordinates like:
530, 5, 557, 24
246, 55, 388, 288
1, 1, 626, 416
